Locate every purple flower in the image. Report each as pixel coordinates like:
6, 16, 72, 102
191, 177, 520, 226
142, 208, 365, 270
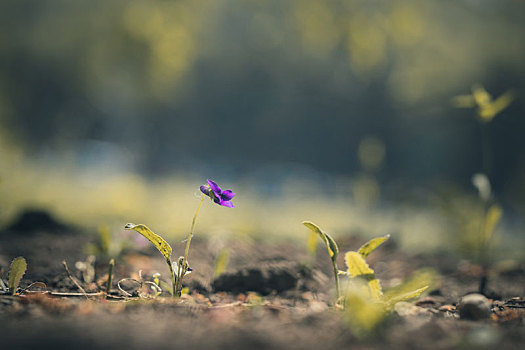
200, 179, 235, 208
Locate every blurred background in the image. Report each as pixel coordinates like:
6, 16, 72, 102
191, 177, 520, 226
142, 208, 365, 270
0, 0, 524, 257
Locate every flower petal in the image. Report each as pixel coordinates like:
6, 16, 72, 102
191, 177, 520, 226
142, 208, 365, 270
206, 179, 222, 194
220, 190, 235, 201
200, 185, 210, 196
219, 200, 234, 208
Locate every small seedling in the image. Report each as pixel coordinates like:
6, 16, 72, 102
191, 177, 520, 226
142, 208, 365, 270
302, 221, 340, 299
86, 224, 132, 260
452, 84, 514, 123
124, 223, 177, 296
126, 179, 235, 297
8, 256, 27, 295
471, 173, 502, 294
341, 235, 436, 336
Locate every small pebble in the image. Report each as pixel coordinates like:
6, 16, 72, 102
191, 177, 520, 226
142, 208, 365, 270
457, 293, 491, 320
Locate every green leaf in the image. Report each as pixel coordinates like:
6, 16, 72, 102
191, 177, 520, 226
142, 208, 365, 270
345, 251, 382, 299
306, 231, 318, 257
383, 286, 428, 309
213, 248, 230, 277
124, 223, 172, 260
382, 268, 438, 307
159, 280, 174, 296
358, 235, 390, 259
483, 204, 502, 244
344, 285, 387, 336
302, 221, 339, 260
8, 256, 27, 295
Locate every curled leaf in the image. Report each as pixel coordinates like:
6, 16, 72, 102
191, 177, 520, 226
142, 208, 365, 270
358, 235, 390, 259
8, 257, 27, 295
124, 223, 172, 260
302, 221, 339, 259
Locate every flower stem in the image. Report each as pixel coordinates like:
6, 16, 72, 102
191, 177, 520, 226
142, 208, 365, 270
167, 258, 176, 297
332, 260, 341, 300
106, 259, 114, 297
176, 193, 205, 296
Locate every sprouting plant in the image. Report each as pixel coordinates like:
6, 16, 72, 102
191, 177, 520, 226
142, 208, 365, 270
125, 179, 235, 297
341, 235, 436, 336
471, 173, 503, 293
174, 179, 235, 296
8, 256, 27, 295
87, 224, 135, 260
453, 84, 514, 173
302, 221, 340, 300
452, 84, 514, 123
453, 84, 512, 294
124, 223, 177, 296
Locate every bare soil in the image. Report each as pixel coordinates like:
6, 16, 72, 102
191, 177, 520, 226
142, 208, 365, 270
1, 226, 524, 350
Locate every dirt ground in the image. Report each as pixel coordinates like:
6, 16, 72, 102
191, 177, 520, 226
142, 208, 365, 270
1, 223, 524, 350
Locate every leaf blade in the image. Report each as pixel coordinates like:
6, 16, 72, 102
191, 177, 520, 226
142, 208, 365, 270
358, 235, 390, 259
302, 221, 339, 259
8, 256, 27, 295
124, 223, 172, 260
345, 251, 382, 299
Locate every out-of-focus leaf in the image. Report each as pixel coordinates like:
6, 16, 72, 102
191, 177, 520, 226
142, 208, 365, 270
344, 285, 386, 336
383, 286, 428, 309
214, 248, 229, 277
472, 173, 491, 202
383, 268, 438, 306
451, 94, 475, 108
159, 280, 174, 296
8, 256, 27, 295
472, 84, 492, 106
307, 231, 318, 257
483, 204, 502, 244
98, 224, 112, 255
479, 91, 514, 122
302, 221, 339, 259
124, 223, 172, 260
345, 251, 382, 299
358, 235, 390, 258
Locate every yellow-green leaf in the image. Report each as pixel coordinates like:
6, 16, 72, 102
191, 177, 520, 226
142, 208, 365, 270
384, 286, 429, 310
479, 90, 514, 122
345, 251, 374, 277
306, 231, 318, 257
124, 223, 172, 260
213, 248, 230, 277
8, 256, 27, 295
344, 286, 387, 336
302, 221, 339, 259
483, 204, 502, 244
345, 251, 382, 299
383, 268, 438, 307
358, 235, 390, 259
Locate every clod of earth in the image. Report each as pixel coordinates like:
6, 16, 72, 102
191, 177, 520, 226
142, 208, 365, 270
457, 293, 492, 320
212, 262, 324, 295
